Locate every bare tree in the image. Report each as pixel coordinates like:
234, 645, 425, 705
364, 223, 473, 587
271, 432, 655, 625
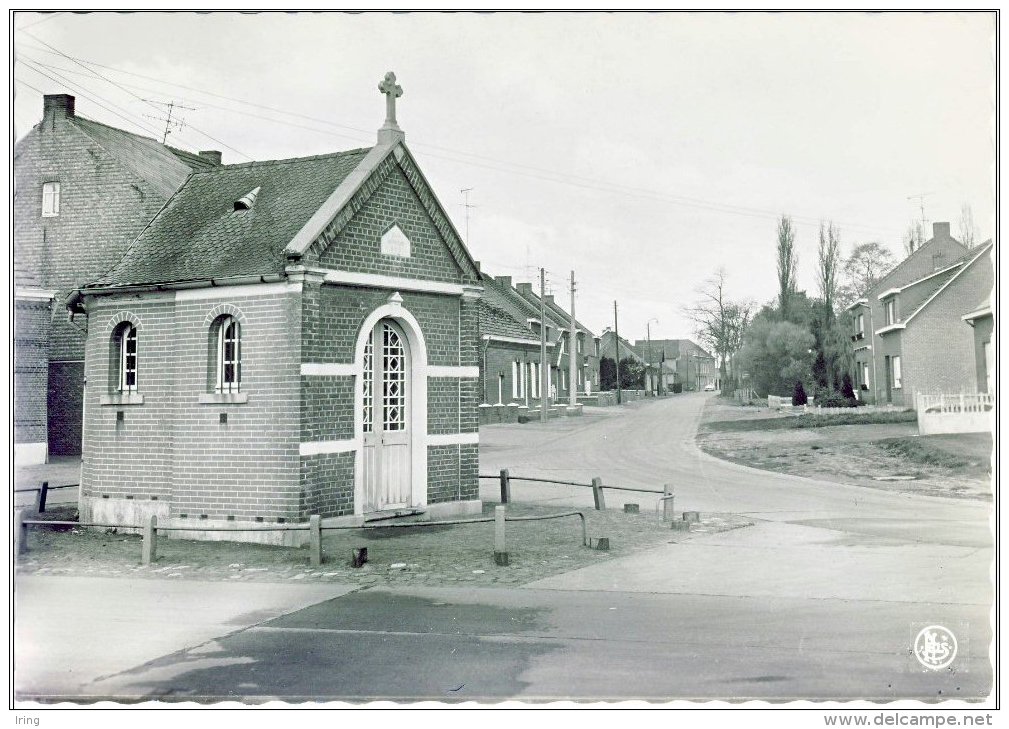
958, 203, 979, 248
836, 241, 896, 309
776, 215, 798, 319
683, 268, 753, 390
903, 221, 925, 256
817, 221, 841, 320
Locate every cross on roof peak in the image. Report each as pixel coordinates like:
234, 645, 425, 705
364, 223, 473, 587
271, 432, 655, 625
379, 71, 403, 131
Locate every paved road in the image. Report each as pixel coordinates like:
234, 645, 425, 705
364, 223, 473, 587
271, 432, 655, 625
14, 394, 993, 702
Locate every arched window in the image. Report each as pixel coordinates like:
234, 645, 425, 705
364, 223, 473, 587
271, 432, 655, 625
118, 323, 137, 392
216, 316, 241, 393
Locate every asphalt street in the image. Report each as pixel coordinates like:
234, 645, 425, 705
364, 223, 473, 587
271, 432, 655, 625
14, 394, 994, 702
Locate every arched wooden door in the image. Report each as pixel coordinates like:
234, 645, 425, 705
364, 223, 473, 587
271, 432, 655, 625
362, 319, 412, 512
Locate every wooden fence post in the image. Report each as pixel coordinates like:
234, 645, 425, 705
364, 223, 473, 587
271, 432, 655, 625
499, 469, 511, 504
592, 477, 606, 511
310, 514, 322, 566
38, 481, 49, 514
662, 484, 675, 522
494, 505, 509, 566
15, 509, 27, 555
142, 515, 157, 565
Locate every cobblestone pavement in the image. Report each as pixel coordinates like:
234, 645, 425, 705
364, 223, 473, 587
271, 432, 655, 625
16, 503, 752, 587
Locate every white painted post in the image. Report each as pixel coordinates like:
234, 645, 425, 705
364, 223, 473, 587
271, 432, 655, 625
15, 509, 27, 555
142, 515, 157, 565
494, 505, 509, 566
310, 515, 322, 566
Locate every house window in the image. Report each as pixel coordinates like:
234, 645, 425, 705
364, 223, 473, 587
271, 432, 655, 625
118, 324, 137, 392
891, 355, 902, 390
42, 182, 60, 217
216, 316, 242, 393
512, 361, 520, 399
884, 298, 897, 326
861, 362, 870, 391
855, 313, 864, 338
577, 337, 582, 354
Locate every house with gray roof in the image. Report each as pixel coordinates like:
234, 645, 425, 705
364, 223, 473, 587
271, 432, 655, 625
845, 222, 993, 407
13, 93, 220, 465
68, 74, 484, 541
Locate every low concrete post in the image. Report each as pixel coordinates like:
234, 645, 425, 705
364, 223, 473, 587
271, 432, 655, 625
309, 515, 322, 567
592, 477, 606, 511
351, 547, 368, 568
38, 482, 49, 514
15, 509, 27, 555
662, 484, 675, 522
500, 469, 511, 504
494, 505, 509, 566
141, 515, 157, 565
682, 511, 700, 524
623, 503, 639, 514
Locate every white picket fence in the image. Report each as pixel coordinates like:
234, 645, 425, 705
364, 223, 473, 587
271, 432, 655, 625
916, 392, 993, 435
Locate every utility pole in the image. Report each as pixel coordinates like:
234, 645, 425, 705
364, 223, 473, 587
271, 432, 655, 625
460, 188, 476, 243
143, 99, 196, 144
646, 318, 657, 397
540, 268, 549, 422
614, 300, 622, 405
569, 271, 578, 408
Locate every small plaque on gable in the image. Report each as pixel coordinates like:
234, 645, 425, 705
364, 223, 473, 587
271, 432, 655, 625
381, 224, 411, 258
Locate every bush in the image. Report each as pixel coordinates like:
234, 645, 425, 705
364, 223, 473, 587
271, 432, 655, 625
672, 383, 683, 394
819, 391, 855, 408
792, 381, 807, 406
840, 372, 856, 400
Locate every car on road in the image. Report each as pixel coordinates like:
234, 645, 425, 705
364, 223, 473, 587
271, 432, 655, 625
704, 383, 716, 391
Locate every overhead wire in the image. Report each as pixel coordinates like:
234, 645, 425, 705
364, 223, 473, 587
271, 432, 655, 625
14, 41, 900, 237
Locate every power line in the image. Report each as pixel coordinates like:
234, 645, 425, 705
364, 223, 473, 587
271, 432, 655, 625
17, 60, 167, 141
20, 31, 251, 160
14, 43, 900, 237
14, 12, 64, 32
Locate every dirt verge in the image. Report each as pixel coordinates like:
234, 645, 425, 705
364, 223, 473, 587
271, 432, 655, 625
697, 397, 992, 501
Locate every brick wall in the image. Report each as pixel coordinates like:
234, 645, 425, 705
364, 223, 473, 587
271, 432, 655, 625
14, 109, 189, 459
481, 339, 541, 405
319, 165, 464, 284
14, 298, 51, 446
972, 315, 993, 393
81, 286, 303, 522
903, 250, 993, 401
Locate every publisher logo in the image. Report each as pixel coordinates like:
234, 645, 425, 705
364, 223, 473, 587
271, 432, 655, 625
913, 625, 957, 671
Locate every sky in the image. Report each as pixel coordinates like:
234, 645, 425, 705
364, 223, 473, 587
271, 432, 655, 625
12, 11, 996, 343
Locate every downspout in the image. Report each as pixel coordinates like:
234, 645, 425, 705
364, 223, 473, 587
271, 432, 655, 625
867, 303, 877, 404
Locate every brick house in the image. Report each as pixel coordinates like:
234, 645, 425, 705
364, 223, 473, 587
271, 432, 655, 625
538, 291, 601, 398
846, 222, 992, 407
962, 298, 993, 394
68, 76, 483, 541
635, 339, 715, 392
477, 273, 553, 413
14, 93, 219, 465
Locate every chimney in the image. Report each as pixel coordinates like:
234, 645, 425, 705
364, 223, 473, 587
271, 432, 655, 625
495, 275, 512, 289
544, 294, 555, 305
199, 150, 223, 165
43, 94, 75, 126
932, 222, 951, 240
515, 282, 533, 295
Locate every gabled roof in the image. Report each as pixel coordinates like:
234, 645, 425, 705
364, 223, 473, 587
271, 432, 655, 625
903, 240, 994, 326
866, 231, 968, 300
89, 149, 370, 287
478, 299, 538, 342
540, 295, 597, 339
511, 285, 570, 332
71, 116, 217, 199
600, 330, 647, 364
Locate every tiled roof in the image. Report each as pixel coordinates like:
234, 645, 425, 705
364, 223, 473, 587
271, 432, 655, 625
868, 234, 968, 298
90, 149, 371, 287
904, 240, 994, 323
71, 117, 216, 199
478, 299, 538, 341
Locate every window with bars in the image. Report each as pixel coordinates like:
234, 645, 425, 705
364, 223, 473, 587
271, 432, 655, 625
119, 324, 137, 392
216, 316, 242, 393
382, 324, 406, 431
363, 331, 374, 433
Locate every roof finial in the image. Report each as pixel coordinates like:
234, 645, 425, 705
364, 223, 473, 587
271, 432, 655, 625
378, 71, 405, 144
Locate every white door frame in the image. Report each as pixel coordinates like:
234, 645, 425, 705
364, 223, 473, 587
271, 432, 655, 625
353, 299, 428, 515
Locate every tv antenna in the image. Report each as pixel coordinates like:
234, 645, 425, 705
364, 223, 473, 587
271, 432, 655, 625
906, 191, 933, 235
143, 99, 197, 144
460, 187, 476, 243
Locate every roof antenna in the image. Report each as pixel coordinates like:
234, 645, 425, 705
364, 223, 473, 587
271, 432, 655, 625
460, 188, 476, 243
143, 99, 197, 144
